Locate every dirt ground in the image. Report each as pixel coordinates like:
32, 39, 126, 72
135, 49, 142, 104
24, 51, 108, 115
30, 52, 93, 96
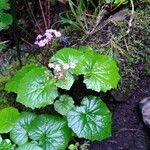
89, 76, 150, 150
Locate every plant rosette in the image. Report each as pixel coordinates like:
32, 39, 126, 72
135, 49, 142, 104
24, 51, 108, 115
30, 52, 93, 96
4, 46, 120, 149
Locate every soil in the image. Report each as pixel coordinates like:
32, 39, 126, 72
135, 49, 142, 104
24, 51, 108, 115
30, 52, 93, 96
89, 76, 150, 150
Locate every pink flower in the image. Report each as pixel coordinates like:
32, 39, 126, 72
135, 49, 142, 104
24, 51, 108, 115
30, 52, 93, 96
37, 34, 42, 39
62, 63, 70, 70
48, 63, 54, 69
38, 40, 46, 47
46, 29, 61, 37
34, 29, 61, 48
54, 31, 61, 37
54, 64, 61, 72
44, 32, 53, 40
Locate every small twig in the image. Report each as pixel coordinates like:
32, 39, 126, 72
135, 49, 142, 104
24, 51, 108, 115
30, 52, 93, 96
71, 19, 111, 47
21, 38, 34, 47
117, 128, 137, 133
47, 1, 51, 27
38, 0, 48, 29
88, 6, 108, 35
127, 0, 134, 34
124, 39, 129, 52
23, 0, 42, 32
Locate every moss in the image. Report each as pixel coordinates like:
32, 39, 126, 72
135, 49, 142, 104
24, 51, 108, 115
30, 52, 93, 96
0, 91, 14, 110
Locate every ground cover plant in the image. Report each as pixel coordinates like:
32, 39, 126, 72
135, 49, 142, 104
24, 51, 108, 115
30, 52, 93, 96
1, 47, 120, 149
0, 0, 150, 150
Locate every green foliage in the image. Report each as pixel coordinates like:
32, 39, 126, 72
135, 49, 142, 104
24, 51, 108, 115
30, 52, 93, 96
75, 52, 120, 92
10, 112, 37, 145
28, 115, 72, 150
59, 0, 128, 33
0, 138, 14, 150
16, 143, 42, 150
17, 67, 58, 109
6, 47, 120, 109
0, 107, 72, 150
51, 48, 84, 69
4, 46, 120, 146
56, 72, 74, 90
54, 95, 75, 115
0, 0, 12, 30
0, 107, 20, 133
51, 48, 120, 92
59, 0, 98, 33
5, 64, 40, 93
114, 0, 128, 5
67, 96, 112, 140
6, 64, 58, 109
0, 95, 111, 149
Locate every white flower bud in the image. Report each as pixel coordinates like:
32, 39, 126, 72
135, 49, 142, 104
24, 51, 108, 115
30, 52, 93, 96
54, 64, 61, 72
63, 63, 70, 70
48, 63, 54, 69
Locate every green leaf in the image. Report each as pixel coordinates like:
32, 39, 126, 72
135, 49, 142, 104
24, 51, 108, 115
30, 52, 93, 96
0, 0, 10, 10
0, 13, 12, 29
75, 52, 120, 92
59, 17, 81, 29
0, 107, 20, 133
5, 64, 40, 93
10, 112, 37, 145
67, 96, 112, 141
54, 95, 75, 116
17, 67, 58, 109
56, 73, 74, 90
16, 143, 42, 150
0, 139, 14, 150
28, 114, 72, 150
51, 48, 84, 90
114, 0, 128, 5
50, 48, 84, 67
78, 46, 93, 53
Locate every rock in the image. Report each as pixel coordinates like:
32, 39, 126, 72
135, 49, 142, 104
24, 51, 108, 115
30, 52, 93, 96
139, 97, 150, 127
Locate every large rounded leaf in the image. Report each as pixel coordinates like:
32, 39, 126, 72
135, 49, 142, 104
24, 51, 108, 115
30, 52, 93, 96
54, 95, 75, 116
0, 107, 20, 133
67, 96, 112, 141
50, 48, 84, 90
5, 64, 40, 93
50, 48, 84, 65
28, 114, 72, 150
10, 112, 37, 145
75, 52, 120, 92
17, 67, 58, 109
16, 143, 42, 150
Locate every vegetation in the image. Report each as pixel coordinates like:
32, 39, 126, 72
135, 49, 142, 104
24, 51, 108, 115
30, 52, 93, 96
0, 0, 149, 149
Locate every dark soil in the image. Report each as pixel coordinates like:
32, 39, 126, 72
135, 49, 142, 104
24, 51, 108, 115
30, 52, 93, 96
89, 76, 150, 150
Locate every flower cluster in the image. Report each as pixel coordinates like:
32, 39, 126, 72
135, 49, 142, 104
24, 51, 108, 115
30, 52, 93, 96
34, 29, 61, 47
48, 62, 76, 79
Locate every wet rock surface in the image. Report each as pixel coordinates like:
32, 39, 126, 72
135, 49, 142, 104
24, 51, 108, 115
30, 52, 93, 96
89, 76, 150, 150
139, 97, 150, 128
